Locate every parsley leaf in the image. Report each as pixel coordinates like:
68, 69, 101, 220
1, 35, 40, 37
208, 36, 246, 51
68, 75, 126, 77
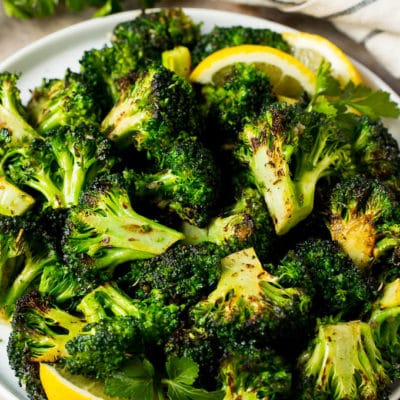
104, 358, 155, 400
162, 356, 224, 400
310, 61, 400, 120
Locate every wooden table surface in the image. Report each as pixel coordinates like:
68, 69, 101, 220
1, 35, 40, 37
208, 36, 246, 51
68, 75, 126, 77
0, 0, 399, 96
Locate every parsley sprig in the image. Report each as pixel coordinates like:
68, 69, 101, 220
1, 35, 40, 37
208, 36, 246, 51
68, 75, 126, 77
104, 356, 224, 400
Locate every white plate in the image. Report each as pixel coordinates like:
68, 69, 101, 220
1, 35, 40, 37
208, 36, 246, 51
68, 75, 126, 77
1, 8, 400, 400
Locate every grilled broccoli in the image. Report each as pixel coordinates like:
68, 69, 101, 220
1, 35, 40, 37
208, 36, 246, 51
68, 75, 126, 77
235, 102, 353, 235
80, 8, 200, 109
353, 115, 400, 191
191, 25, 290, 65
2, 124, 114, 209
133, 138, 221, 226
117, 242, 222, 306
26, 69, 101, 133
273, 238, 375, 318
100, 65, 200, 154
200, 62, 276, 144
369, 278, 400, 379
0, 72, 41, 147
0, 214, 59, 320
217, 340, 293, 400
190, 247, 312, 345
327, 175, 400, 269
165, 325, 224, 390
111, 8, 200, 52
8, 281, 181, 395
182, 186, 276, 262
296, 318, 391, 400
62, 170, 184, 274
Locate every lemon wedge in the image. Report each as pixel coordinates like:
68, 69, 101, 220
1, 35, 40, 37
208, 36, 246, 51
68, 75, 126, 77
39, 363, 115, 400
282, 31, 362, 86
189, 44, 316, 97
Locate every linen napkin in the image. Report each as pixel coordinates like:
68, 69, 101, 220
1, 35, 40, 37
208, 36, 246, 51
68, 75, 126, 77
222, 0, 400, 79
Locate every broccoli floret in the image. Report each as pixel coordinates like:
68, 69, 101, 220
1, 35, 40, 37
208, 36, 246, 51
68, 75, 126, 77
0, 72, 41, 147
80, 9, 200, 118
327, 175, 400, 269
112, 8, 200, 52
353, 116, 400, 190
296, 318, 391, 400
66, 283, 181, 377
369, 278, 400, 379
191, 25, 290, 65
217, 340, 293, 400
133, 138, 221, 226
26, 69, 101, 133
274, 238, 375, 318
100, 65, 200, 154
0, 175, 35, 216
62, 170, 184, 274
190, 247, 312, 345
235, 102, 354, 235
2, 124, 114, 209
8, 282, 182, 388
182, 186, 276, 262
0, 214, 59, 320
165, 325, 224, 390
200, 62, 276, 143
117, 242, 222, 306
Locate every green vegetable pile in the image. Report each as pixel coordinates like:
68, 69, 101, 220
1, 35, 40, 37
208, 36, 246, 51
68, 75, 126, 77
2, 7, 400, 400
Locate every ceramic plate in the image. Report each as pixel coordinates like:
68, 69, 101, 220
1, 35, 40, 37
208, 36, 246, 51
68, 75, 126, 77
1, 8, 400, 400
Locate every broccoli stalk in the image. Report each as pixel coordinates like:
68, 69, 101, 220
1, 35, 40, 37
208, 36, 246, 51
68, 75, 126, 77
0, 72, 41, 147
0, 175, 35, 216
63, 171, 184, 271
369, 278, 400, 378
181, 187, 276, 260
297, 318, 391, 400
236, 103, 353, 235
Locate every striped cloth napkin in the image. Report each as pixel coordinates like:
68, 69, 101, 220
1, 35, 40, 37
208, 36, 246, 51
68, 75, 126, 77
225, 0, 400, 79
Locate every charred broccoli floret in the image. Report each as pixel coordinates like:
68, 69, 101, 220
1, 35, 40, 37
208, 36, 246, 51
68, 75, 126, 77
133, 138, 220, 226
327, 175, 400, 269
182, 186, 276, 262
191, 25, 290, 65
112, 8, 200, 52
273, 238, 375, 318
100, 65, 200, 154
0, 214, 59, 320
62, 170, 184, 274
26, 69, 101, 133
296, 318, 391, 400
200, 62, 276, 144
235, 102, 353, 235
80, 9, 200, 113
2, 124, 114, 209
190, 247, 312, 345
353, 116, 400, 190
117, 242, 222, 306
217, 340, 293, 400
